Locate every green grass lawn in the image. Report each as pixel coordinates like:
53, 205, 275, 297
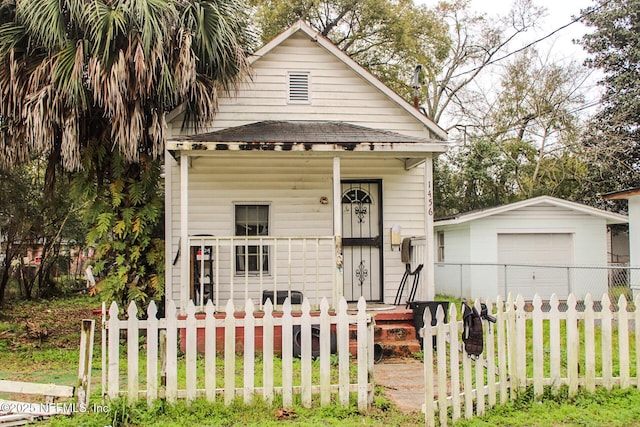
3, 294, 640, 426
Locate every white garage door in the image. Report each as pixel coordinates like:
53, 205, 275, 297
498, 233, 573, 299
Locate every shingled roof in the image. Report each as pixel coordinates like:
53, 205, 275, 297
172, 121, 439, 144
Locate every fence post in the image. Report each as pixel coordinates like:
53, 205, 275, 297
165, 300, 178, 403
566, 294, 579, 396
185, 301, 197, 402
357, 297, 368, 411
436, 304, 449, 424
618, 295, 630, 389
449, 303, 461, 422
485, 299, 497, 409
496, 295, 508, 404
107, 301, 120, 400
76, 319, 95, 408
127, 302, 140, 402
244, 299, 256, 404
602, 294, 613, 390
474, 300, 486, 417
281, 298, 293, 407
300, 299, 312, 408
101, 301, 107, 399
584, 294, 596, 392
423, 308, 435, 427
549, 295, 561, 391
224, 299, 236, 405
146, 302, 159, 404
319, 298, 331, 406
205, 301, 217, 402
367, 303, 375, 407
532, 295, 543, 398
337, 297, 350, 407
505, 294, 517, 399
515, 295, 526, 392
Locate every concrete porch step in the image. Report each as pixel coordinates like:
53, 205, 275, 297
347, 306, 425, 359
374, 322, 418, 342
377, 340, 423, 358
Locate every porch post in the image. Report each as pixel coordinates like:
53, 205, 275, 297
180, 154, 190, 314
333, 157, 343, 307
424, 156, 435, 300
164, 153, 173, 311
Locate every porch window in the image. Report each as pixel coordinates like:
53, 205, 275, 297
235, 204, 269, 274
437, 231, 445, 262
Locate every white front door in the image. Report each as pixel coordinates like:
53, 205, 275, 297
342, 181, 382, 302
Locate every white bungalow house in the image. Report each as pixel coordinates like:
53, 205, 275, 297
434, 196, 628, 301
163, 21, 448, 313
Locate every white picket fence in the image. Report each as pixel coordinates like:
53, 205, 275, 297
102, 296, 374, 410
423, 292, 640, 427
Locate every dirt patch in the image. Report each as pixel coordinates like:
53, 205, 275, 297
0, 295, 98, 350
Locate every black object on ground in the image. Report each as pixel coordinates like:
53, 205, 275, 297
262, 290, 303, 305
292, 324, 337, 358
408, 301, 450, 350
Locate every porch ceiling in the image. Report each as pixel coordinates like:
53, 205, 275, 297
167, 120, 449, 158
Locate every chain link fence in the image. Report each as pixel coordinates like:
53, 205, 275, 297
435, 262, 640, 308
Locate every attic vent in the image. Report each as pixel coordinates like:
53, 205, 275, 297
288, 72, 310, 103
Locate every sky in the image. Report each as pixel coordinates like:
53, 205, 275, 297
471, 0, 595, 63
418, 0, 597, 64
417, 0, 602, 121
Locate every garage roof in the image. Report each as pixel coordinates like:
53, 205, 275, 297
436, 196, 628, 226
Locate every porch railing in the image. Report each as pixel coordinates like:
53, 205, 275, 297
188, 236, 337, 310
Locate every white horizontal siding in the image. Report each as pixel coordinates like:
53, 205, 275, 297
432, 203, 612, 300
169, 32, 432, 139
168, 156, 426, 307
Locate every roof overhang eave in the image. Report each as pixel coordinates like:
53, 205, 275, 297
166, 140, 450, 157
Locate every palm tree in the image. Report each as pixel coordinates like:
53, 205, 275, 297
0, 0, 253, 306
0, 0, 251, 170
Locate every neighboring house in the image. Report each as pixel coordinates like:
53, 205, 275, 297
164, 21, 449, 312
434, 196, 628, 301
604, 188, 640, 297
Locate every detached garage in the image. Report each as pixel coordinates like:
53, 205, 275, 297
434, 196, 628, 301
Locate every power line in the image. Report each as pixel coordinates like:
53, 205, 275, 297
448, 2, 607, 80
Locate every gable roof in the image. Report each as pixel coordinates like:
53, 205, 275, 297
435, 196, 628, 226
249, 21, 447, 141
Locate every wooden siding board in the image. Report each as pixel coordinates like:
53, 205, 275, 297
167, 30, 432, 139
168, 158, 425, 307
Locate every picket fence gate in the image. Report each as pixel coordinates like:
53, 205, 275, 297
423, 292, 640, 427
102, 296, 374, 410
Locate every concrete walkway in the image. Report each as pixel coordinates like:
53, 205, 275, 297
373, 358, 425, 413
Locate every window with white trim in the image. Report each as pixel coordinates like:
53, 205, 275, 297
235, 204, 270, 274
437, 231, 445, 262
288, 71, 310, 103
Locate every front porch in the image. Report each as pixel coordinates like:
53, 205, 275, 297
185, 234, 430, 313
